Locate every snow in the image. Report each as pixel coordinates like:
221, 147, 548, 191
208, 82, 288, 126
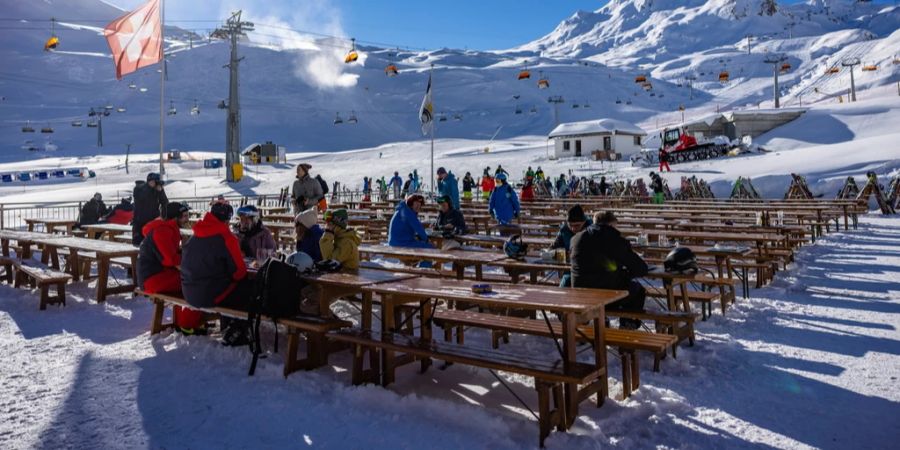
1, 215, 898, 449
548, 118, 646, 138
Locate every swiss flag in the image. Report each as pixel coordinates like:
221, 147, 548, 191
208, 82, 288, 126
104, 0, 163, 80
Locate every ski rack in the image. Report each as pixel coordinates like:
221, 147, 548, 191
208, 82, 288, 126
835, 176, 860, 200
784, 173, 814, 200
856, 173, 895, 214
675, 176, 715, 200
730, 176, 762, 200
888, 176, 900, 211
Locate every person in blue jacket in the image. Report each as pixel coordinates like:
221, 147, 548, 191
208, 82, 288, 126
436, 167, 460, 210
388, 194, 433, 248
489, 172, 520, 226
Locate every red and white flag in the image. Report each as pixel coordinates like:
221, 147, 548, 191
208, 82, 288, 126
104, 0, 163, 80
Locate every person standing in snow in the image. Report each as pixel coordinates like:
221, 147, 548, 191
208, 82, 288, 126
481, 170, 495, 201
495, 165, 509, 178
489, 172, 520, 230
388, 171, 404, 200
315, 174, 329, 212
132, 172, 169, 246
402, 174, 413, 198
436, 167, 460, 210
658, 147, 671, 172
462, 172, 475, 201
599, 176, 609, 196
292, 163, 323, 214
649, 172, 665, 204
377, 176, 388, 201
362, 177, 372, 203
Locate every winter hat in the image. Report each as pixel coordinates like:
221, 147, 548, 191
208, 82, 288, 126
210, 202, 233, 222
164, 202, 190, 220
93, 192, 102, 200
436, 167, 447, 175
435, 195, 450, 204
567, 205, 587, 223
146, 172, 162, 184
405, 193, 425, 208
295, 208, 318, 229
297, 163, 312, 172
324, 209, 349, 228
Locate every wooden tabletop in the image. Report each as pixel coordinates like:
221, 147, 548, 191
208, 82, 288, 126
359, 244, 508, 264
362, 277, 627, 315
0, 230, 67, 242
24, 218, 78, 225
34, 236, 138, 256
81, 223, 132, 233
300, 268, 419, 287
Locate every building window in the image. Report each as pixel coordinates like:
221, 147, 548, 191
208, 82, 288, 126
575, 140, 582, 157
563, 140, 570, 151
633, 136, 641, 146
603, 136, 611, 151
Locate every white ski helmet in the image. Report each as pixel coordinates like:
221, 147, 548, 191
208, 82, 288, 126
286, 251, 315, 273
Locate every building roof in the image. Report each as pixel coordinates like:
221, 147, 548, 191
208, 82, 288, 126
549, 118, 646, 139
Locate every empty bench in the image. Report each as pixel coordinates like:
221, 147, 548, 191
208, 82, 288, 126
329, 328, 601, 447
136, 289, 352, 377
13, 260, 73, 310
431, 309, 677, 399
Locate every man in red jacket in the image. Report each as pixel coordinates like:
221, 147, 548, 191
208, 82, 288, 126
182, 202, 253, 345
136, 202, 203, 334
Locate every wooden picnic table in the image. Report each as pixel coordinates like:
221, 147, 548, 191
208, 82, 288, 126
81, 223, 133, 240
24, 218, 78, 234
0, 230, 67, 259
300, 269, 420, 320
360, 276, 627, 426
33, 236, 138, 302
359, 244, 508, 280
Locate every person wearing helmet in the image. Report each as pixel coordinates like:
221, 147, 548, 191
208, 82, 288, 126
320, 208, 361, 270
137, 202, 203, 334
489, 172, 520, 227
294, 208, 324, 262
436, 167, 460, 210
235, 205, 276, 259
182, 202, 252, 345
77, 192, 108, 228
570, 211, 648, 329
388, 194, 433, 248
291, 163, 323, 214
132, 172, 168, 246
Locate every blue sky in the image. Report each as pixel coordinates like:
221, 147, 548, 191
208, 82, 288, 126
112, 0, 894, 50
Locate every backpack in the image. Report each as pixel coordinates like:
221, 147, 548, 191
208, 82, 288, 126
247, 256, 307, 375
317, 176, 329, 195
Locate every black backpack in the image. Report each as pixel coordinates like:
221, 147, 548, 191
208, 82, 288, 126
248, 256, 306, 375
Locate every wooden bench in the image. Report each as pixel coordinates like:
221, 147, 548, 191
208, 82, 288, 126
0, 255, 13, 284
645, 286, 721, 320
13, 260, 73, 310
136, 290, 352, 377
431, 309, 677, 398
329, 328, 599, 447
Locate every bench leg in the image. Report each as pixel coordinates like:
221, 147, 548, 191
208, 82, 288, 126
620, 351, 632, 399
150, 300, 166, 335
284, 330, 300, 378
631, 352, 640, 390
39, 284, 50, 311
537, 381, 551, 447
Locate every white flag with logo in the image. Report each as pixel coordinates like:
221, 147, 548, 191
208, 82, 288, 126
419, 73, 434, 136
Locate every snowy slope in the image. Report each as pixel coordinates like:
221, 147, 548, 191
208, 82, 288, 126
1, 0, 897, 160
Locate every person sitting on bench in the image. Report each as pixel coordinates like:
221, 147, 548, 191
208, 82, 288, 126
552, 205, 591, 288
570, 211, 648, 329
294, 208, 324, 262
432, 195, 467, 235
137, 202, 203, 334
388, 194, 433, 249
78, 192, 108, 228
182, 202, 253, 346
234, 205, 276, 259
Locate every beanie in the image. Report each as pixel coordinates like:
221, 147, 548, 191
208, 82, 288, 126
567, 205, 587, 223
295, 208, 318, 229
211, 203, 233, 222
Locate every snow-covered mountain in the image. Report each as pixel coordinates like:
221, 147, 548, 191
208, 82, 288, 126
0, 0, 897, 160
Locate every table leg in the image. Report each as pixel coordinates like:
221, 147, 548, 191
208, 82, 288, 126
592, 315, 607, 408
715, 255, 728, 314
361, 291, 379, 377
453, 263, 464, 280
420, 299, 433, 373
96, 255, 110, 302
664, 278, 676, 311
474, 264, 483, 281
561, 312, 578, 429
27, 222, 34, 232
381, 293, 396, 386
1, 238, 8, 257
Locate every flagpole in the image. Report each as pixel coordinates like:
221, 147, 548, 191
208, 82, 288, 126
429, 63, 434, 195
158, 0, 165, 177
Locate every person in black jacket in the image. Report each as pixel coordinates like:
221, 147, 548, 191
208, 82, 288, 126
132, 172, 168, 246
78, 192, 108, 228
570, 211, 648, 329
432, 195, 467, 235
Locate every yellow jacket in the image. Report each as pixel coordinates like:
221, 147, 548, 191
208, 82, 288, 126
319, 226, 361, 270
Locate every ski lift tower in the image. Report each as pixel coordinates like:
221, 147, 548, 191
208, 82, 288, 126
764, 54, 789, 108
215, 11, 254, 182
841, 57, 860, 102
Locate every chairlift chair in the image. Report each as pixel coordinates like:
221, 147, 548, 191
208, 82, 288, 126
87, 120, 98, 128
780, 63, 791, 73
344, 38, 359, 64
517, 60, 531, 80
438, 113, 448, 122
167, 101, 177, 115
862, 64, 877, 72
22, 121, 35, 133
615, 98, 622, 104
453, 113, 462, 121
71, 120, 83, 127
530, 105, 537, 114
43, 18, 59, 51
88, 108, 97, 117
825, 67, 839, 74
537, 70, 549, 89
634, 75, 646, 83
333, 112, 343, 125
128, 83, 137, 89
719, 71, 730, 82
347, 111, 358, 124
583, 101, 591, 108
117, 107, 126, 113
515, 105, 522, 114
191, 99, 200, 115
102, 110, 110, 117
41, 123, 54, 134
104, 104, 114, 110
572, 102, 580, 109
139, 87, 148, 93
